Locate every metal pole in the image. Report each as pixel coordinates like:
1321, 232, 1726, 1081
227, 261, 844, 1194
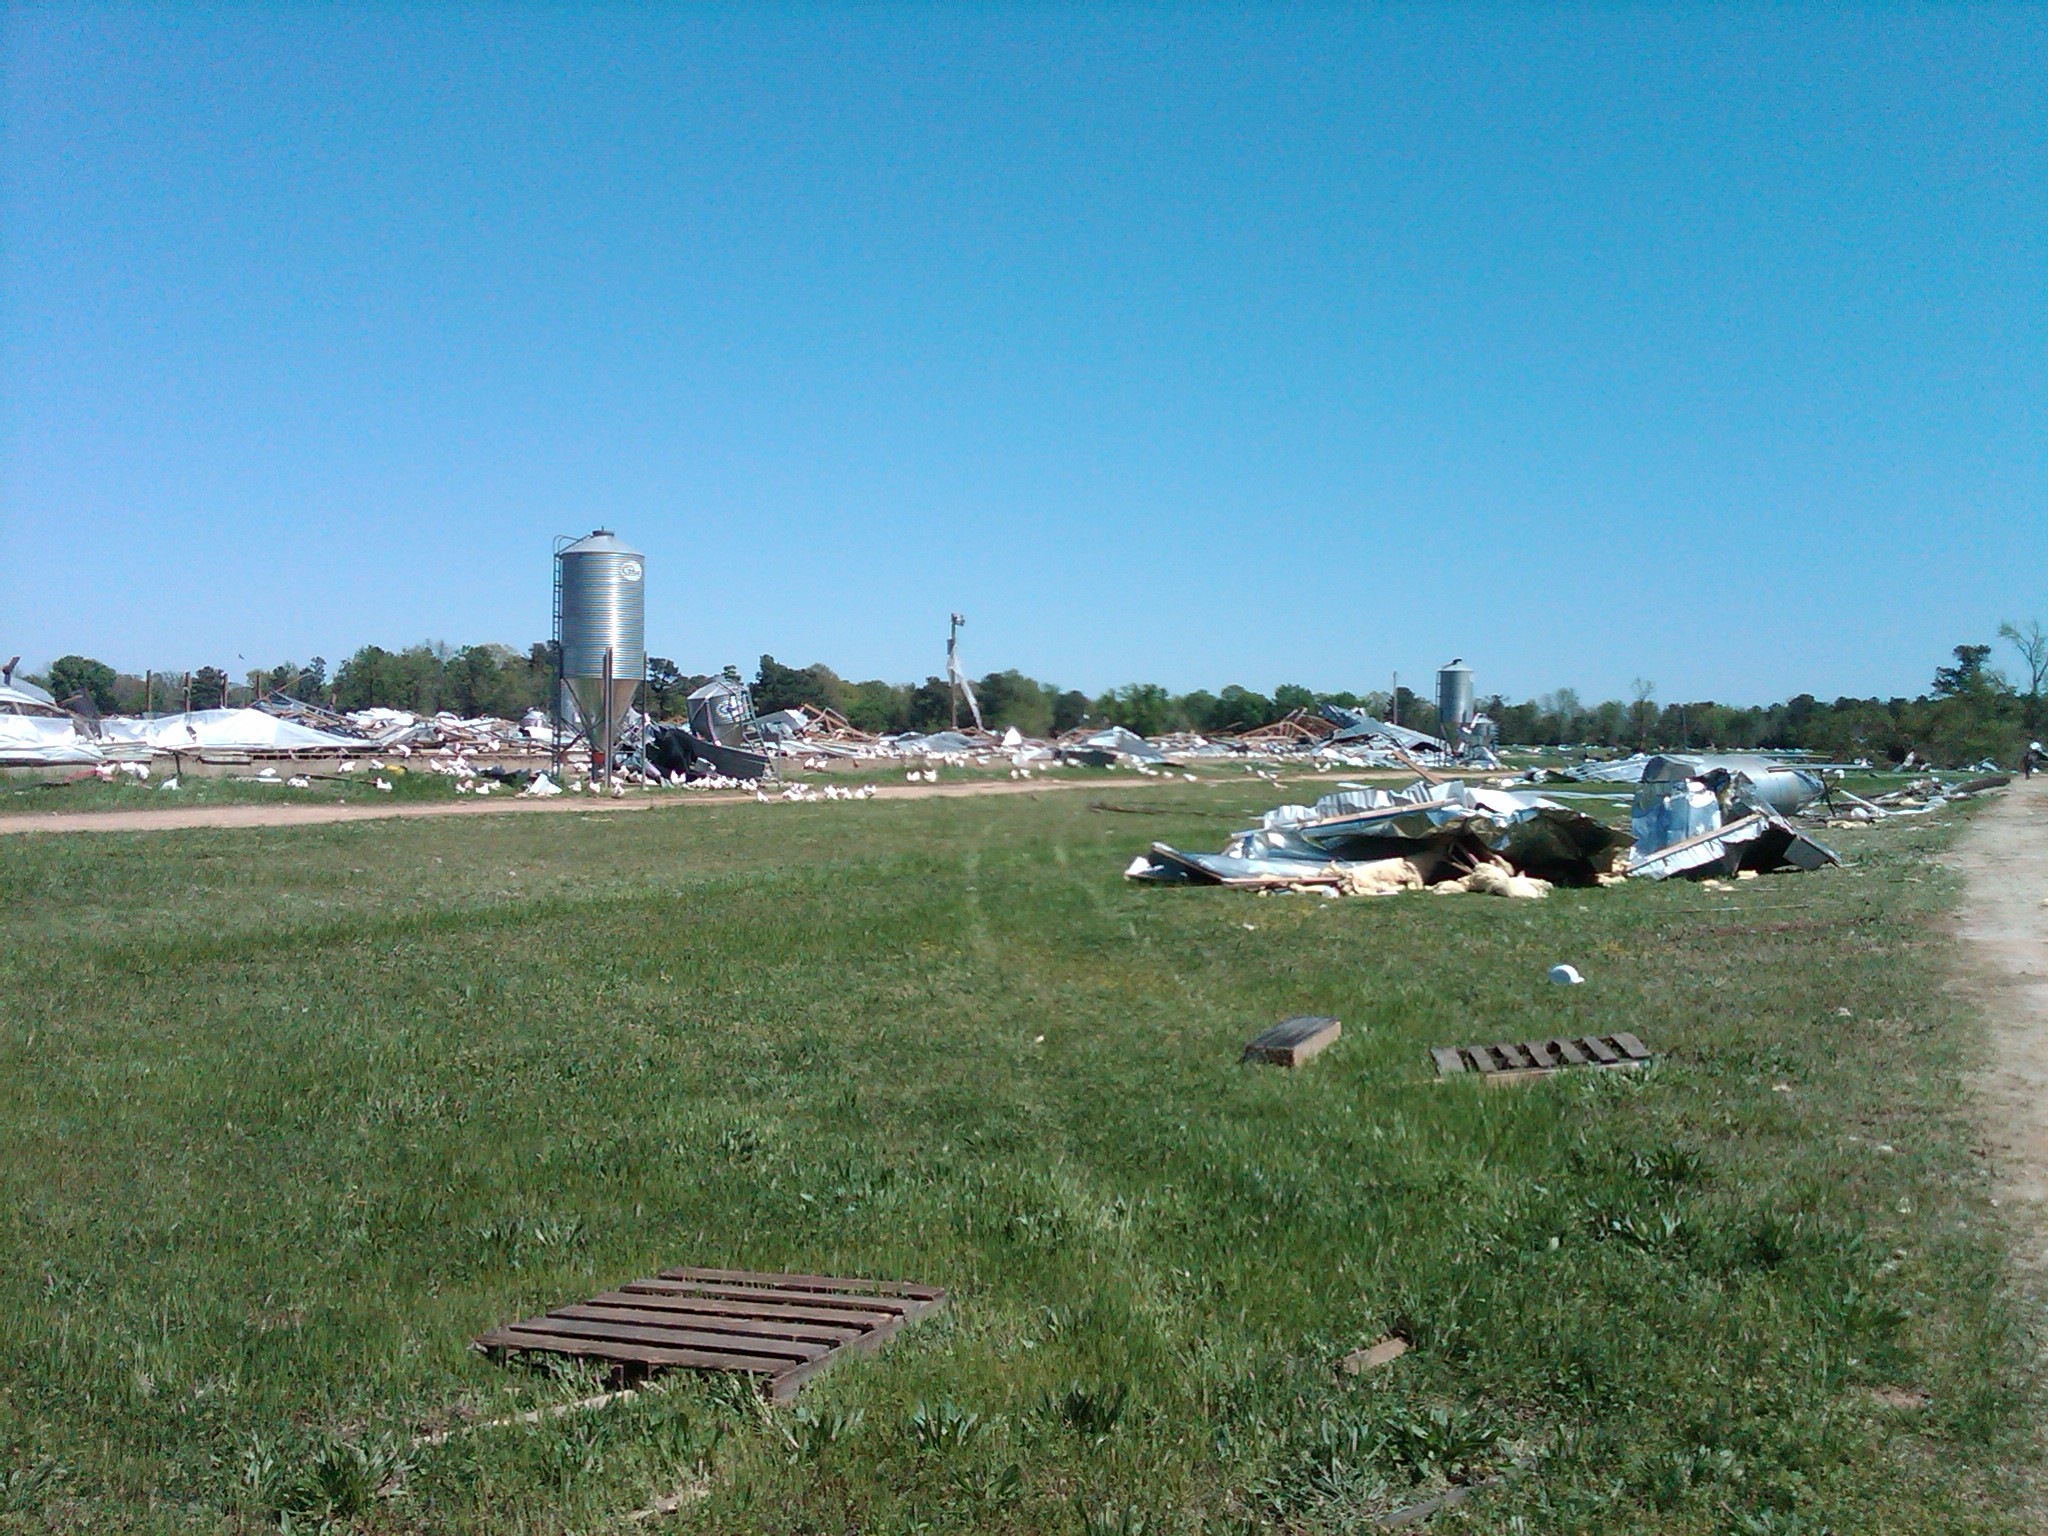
602, 646, 615, 791
1390, 672, 1398, 726
947, 614, 961, 730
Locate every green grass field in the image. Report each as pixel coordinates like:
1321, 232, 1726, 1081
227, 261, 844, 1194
0, 785, 2036, 1533
0, 757, 1127, 816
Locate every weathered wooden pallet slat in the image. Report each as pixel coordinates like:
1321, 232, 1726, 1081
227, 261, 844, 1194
1242, 1015, 1343, 1067
659, 1265, 944, 1300
552, 1303, 866, 1346
607, 1288, 898, 1329
1430, 1033, 1652, 1082
477, 1267, 945, 1401
635, 1276, 927, 1315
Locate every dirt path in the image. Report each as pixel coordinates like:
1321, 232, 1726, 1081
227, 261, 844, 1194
1952, 774, 2048, 1264
0, 773, 1116, 837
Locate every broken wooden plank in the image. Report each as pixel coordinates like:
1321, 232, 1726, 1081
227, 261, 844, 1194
1340, 1335, 1410, 1375
1242, 1014, 1342, 1067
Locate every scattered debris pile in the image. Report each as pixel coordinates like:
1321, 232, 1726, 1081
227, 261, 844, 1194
1128, 758, 1860, 897
1624, 757, 1839, 880
1810, 774, 2009, 826
1126, 780, 1631, 897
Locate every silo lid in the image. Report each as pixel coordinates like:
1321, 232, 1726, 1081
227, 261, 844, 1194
559, 529, 642, 558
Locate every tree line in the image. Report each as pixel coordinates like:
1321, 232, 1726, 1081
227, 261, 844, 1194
27, 621, 2047, 767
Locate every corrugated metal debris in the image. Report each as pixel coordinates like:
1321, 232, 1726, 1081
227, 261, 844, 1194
1126, 779, 1631, 895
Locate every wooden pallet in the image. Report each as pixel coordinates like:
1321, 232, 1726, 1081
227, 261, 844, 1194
1243, 1015, 1343, 1067
475, 1266, 946, 1401
1431, 1032, 1650, 1083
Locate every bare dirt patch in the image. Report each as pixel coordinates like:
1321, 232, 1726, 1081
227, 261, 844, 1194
1952, 776, 2048, 1265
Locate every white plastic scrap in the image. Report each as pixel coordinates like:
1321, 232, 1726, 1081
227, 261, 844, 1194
522, 773, 563, 798
1548, 964, 1585, 985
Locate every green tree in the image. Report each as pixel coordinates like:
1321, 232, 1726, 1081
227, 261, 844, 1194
842, 679, 910, 734
753, 656, 845, 715
1099, 683, 1175, 737
189, 666, 229, 710
1629, 678, 1657, 749
1209, 685, 1273, 733
973, 670, 1055, 736
1051, 690, 1091, 735
1272, 683, 1316, 716
646, 658, 686, 718
1999, 620, 2046, 727
1932, 644, 1998, 698
45, 655, 118, 712
905, 677, 954, 731
331, 646, 395, 711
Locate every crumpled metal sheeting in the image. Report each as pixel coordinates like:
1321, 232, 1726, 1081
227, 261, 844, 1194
1127, 778, 1631, 892
1624, 798, 1839, 880
1129, 842, 1373, 888
1528, 753, 1828, 812
1062, 725, 1166, 764
1317, 704, 1449, 755
1630, 780, 1722, 858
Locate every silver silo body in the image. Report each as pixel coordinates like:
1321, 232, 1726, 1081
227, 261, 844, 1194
556, 529, 645, 762
1436, 663, 1474, 741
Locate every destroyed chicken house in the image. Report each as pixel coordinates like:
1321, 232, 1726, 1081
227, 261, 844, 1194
1128, 753, 1848, 899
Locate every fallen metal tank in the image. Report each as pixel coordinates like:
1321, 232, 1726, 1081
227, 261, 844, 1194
556, 529, 645, 762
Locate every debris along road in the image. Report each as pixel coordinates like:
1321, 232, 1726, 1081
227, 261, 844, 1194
1953, 771, 2048, 1265
0, 773, 1131, 838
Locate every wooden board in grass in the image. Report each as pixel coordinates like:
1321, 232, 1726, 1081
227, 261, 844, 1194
475, 1266, 946, 1401
1431, 1031, 1650, 1084
1243, 1015, 1342, 1067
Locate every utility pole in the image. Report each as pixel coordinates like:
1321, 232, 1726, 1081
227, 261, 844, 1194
948, 613, 965, 730
1390, 671, 1399, 726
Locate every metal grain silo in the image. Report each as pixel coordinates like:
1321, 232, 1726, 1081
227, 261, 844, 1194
1436, 661, 1474, 744
554, 529, 645, 773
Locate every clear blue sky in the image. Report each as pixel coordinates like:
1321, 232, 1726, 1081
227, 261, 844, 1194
4, 5, 2042, 705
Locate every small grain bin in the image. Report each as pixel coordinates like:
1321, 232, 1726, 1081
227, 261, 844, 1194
554, 529, 645, 780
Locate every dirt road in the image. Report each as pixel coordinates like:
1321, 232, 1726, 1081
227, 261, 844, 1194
1952, 774, 2048, 1264
0, 774, 1114, 837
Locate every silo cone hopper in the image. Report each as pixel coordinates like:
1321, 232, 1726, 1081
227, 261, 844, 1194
564, 672, 644, 769
555, 528, 646, 780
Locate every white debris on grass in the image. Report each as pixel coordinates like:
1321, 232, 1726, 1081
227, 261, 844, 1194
1335, 858, 1427, 897
1434, 863, 1551, 899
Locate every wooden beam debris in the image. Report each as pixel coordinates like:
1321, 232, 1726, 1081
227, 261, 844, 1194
1242, 1015, 1343, 1067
